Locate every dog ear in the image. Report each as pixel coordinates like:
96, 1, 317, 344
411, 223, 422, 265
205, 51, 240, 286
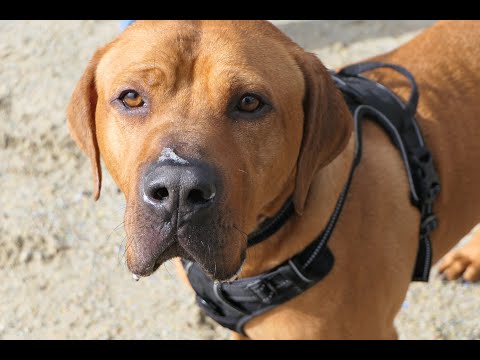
293, 51, 353, 215
67, 48, 106, 201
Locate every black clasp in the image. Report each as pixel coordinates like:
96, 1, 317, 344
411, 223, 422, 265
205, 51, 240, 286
247, 279, 278, 304
410, 148, 441, 206
420, 214, 438, 236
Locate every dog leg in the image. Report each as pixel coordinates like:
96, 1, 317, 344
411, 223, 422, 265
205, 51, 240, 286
438, 225, 480, 282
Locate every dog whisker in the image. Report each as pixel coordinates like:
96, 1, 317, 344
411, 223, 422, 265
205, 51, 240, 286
163, 259, 177, 281
232, 224, 248, 239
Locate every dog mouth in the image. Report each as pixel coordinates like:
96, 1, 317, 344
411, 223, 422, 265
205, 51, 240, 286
129, 231, 246, 282
130, 240, 183, 280
125, 193, 247, 281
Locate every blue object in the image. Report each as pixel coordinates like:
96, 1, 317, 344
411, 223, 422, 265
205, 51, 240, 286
119, 20, 136, 32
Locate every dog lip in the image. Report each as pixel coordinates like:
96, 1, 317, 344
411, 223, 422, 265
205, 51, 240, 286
142, 241, 182, 276
185, 247, 246, 282
128, 261, 156, 277
220, 258, 245, 282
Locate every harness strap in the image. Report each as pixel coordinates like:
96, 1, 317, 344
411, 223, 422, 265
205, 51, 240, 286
184, 86, 364, 335
338, 62, 419, 121
335, 62, 440, 281
247, 198, 294, 247
183, 61, 441, 335
183, 247, 334, 335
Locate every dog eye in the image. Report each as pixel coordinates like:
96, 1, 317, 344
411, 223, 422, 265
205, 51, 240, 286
237, 94, 262, 112
120, 90, 145, 108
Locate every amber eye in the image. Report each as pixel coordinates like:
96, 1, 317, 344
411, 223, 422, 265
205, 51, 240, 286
121, 90, 144, 108
237, 94, 262, 112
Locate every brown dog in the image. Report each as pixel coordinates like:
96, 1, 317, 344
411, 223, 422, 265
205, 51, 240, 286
67, 20, 480, 339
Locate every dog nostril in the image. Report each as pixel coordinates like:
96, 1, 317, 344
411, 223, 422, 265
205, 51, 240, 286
151, 187, 169, 202
187, 188, 214, 205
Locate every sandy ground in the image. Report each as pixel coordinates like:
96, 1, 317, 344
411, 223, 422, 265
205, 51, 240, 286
1, 20, 479, 340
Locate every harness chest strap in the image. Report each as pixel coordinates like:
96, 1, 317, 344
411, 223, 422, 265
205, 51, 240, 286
183, 62, 441, 335
183, 156, 355, 335
334, 62, 440, 281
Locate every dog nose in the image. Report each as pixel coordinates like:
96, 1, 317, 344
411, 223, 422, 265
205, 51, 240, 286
143, 163, 217, 213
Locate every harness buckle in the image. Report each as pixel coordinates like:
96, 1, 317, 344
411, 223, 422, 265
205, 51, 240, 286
247, 279, 278, 304
410, 147, 441, 206
420, 214, 438, 236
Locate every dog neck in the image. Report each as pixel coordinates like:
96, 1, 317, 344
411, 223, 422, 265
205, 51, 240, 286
240, 132, 355, 278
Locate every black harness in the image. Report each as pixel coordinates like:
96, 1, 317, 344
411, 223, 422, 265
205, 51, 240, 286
183, 62, 441, 336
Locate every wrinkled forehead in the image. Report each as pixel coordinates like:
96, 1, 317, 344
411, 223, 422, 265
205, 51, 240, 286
96, 20, 304, 96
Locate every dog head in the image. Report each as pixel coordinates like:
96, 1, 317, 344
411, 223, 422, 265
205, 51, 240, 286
67, 20, 352, 280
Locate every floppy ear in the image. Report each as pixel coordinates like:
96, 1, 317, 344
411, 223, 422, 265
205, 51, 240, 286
293, 51, 353, 215
67, 48, 106, 201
